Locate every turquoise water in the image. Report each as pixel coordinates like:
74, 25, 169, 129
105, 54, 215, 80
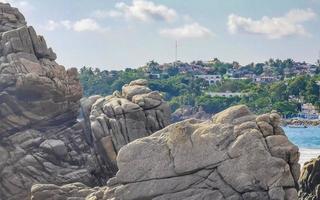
283, 127, 320, 148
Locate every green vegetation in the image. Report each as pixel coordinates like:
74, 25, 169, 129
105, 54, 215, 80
79, 64, 320, 116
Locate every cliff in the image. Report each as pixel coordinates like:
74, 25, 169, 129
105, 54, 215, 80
0, 3, 170, 199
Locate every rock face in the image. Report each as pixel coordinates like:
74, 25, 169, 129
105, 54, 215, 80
0, 3, 26, 32
171, 105, 211, 122
0, 3, 96, 200
0, 4, 171, 198
88, 79, 171, 176
299, 156, 320, 200
31, 105, 301, 200
0, 3, 81, 135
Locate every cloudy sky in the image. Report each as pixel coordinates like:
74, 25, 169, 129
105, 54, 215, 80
4, 0, 320, 69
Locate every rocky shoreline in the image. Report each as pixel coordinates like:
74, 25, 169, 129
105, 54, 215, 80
283, 119, 320, 127
1, 3, 320, 200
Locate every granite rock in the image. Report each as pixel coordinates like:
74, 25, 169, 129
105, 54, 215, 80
88, 79, 171, 176
299, 156, 320, 200
0, 3, 93, 199
31, 105, 300, 200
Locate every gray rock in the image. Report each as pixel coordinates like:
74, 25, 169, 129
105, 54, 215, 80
299, 156, 320, 200
89, 79, 171, 176
31, 105, 300, 200
0, 8, 171, 199
0, 3, 96, 199
40, 139, 68, 157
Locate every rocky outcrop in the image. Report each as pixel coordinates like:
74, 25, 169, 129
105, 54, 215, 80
31, 183, 111, 200
31, 105, 301, 200
0, 3, 26, 32
0, 3, 81, 136
299, 156, 320, 200
0, 4, 171, 198
88, 79, 171, 176
171, 106, 211, 122
0, 3, 97, 199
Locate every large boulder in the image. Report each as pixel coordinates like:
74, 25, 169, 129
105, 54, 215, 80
89, 79, 171, 176
299, 156, 320, 200
0, 3, 26, 32
171, 105, 211, 122
0, 6, 82, 135
0, 3, 95, 200
0, 3, 169, 200
31, 105, 300, 200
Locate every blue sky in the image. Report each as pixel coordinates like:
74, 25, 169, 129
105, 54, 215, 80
4, 0, 320, 70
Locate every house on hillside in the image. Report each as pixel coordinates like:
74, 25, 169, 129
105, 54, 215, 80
206, 91, 246, 97
291, 62, 318, 76
195, 74, 222, 85
254, 75, 279, 83
298, 103, 319, 119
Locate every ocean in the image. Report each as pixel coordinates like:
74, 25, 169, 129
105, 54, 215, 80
283, 127, 320, 165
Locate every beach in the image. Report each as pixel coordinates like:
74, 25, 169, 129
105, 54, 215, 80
299, 148, 320, 165
283, 126, 320, 166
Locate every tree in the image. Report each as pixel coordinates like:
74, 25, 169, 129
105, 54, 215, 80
166, 67, 179, 76
254, 63, 264, 75
272, 101, 298, 116
270, 82, 288, 101
287, 76, 307, 96
305, 79, 320, 103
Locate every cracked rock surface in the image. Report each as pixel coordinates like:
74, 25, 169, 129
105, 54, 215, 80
0, 3, 171, 199
299, 156, 320, 200
87, 79, 171, 176
0, 2, 81, 135
0, 3, 97, 200
31, 105, 300, 200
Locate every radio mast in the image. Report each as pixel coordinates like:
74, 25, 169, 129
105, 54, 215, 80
175, 40, 178, 63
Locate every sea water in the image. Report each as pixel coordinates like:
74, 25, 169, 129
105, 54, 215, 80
283, 127, 320, 165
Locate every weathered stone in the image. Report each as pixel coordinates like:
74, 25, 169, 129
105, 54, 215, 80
89, 79, 171, 176
40, 139, 68, 157
30, 106, 301, 200
0, 3, 95, 200
299, 156, 320, 200
257, 121, 274, 137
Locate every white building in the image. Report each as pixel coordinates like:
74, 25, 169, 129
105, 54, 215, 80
206, 91, 246, 98
254, 76, 279, 83
195, 74, 222, 85
299, 103, 319, 119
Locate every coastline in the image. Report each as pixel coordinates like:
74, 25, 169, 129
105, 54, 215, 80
284, 119, 320, 127
299, 148, 320, 166
283, 126, 320, 166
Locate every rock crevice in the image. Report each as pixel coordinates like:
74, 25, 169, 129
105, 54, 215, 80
0, 3, 171, 199
31, 105, 301, 200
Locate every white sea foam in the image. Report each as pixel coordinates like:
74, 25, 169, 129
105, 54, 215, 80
299, 148, 320, 166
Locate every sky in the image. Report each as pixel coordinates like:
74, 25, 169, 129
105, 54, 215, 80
3, 0, 320, 70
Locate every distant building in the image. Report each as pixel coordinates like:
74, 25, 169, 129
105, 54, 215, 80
254, 76, 279, 83
195, 74, 222, 85
206, 91, 246, 98
298, 103, 319, 119
149, 73, 161, 79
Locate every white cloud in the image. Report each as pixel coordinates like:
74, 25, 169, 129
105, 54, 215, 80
160, 23, 213, 39
61, 20, 72, 30
93, 0, 178, 23
43, 18, 107, 33
73, 18, 104, 32
92, 10, 123, 19
43, 20, 60, 31
228, 8, 316, 39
